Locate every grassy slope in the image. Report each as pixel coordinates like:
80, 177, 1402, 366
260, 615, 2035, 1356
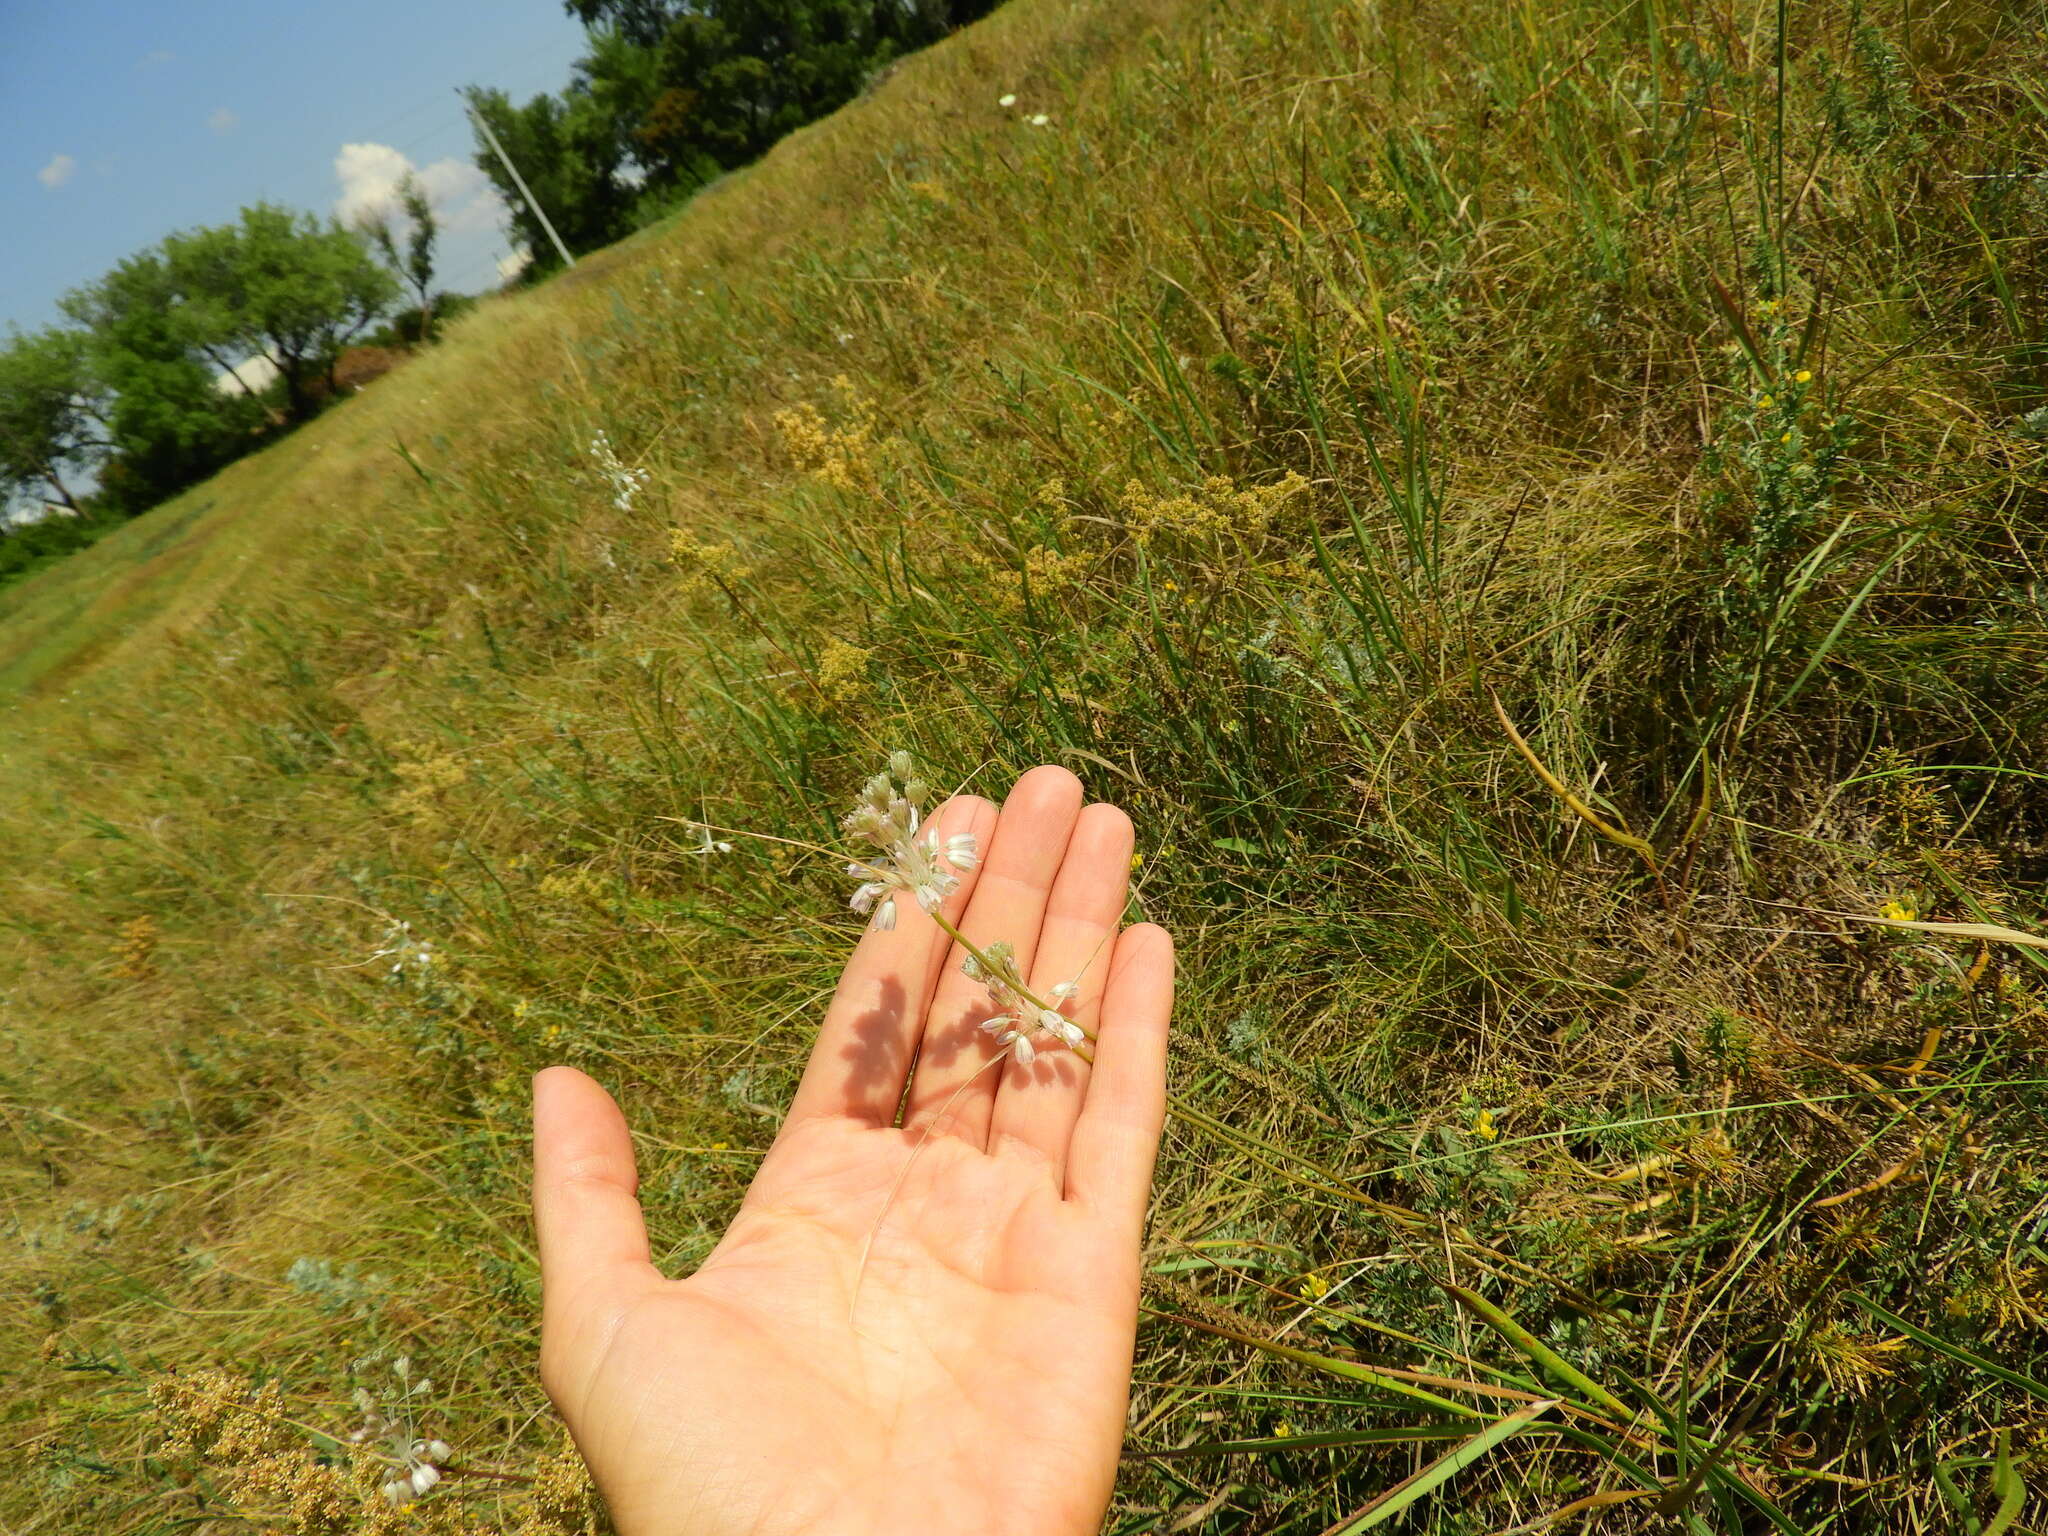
6, 0, 2048, 1530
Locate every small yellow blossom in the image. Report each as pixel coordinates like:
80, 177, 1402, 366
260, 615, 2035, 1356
1473, 1108, 1499, 1141
711, 1141, 729, 1151
1780, 432, 1793, 443
1273, 1421, 1296, 1439
1878, 898, 1918, 923
1757, 394, 1775, 408
816, 639, 873, 706
1129, 851, 1145, 871
1794, 369, 1812, 383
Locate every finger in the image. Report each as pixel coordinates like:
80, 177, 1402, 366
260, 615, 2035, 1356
1064, 924, 1173, 1224
783, 793, 998, 1129
900, 765, 1084, 1144
532, 1066, 660, 1313
986, 802, 1133, 1177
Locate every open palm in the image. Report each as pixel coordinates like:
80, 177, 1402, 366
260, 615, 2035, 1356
533, 767, 1174, 1536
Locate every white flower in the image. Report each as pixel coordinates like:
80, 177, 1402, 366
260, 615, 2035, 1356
588, 428, 652, 512
410, 1464, 443, 1495
1027, 113, 1050, 127
966, 941, 1088, 1060
998, 93, 1017, 107
689, 824, 734, 856
839, 755, 975, 928
426, 1439, 452, 1462
383, 1478, 414, 1506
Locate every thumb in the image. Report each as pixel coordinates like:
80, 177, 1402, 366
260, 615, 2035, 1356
532, 1067, 658, 1357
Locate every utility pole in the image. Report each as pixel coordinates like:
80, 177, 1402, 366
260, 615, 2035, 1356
459, 90, 576, 271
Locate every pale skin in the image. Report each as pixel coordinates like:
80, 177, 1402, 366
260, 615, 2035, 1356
532, 766, 1174, 1536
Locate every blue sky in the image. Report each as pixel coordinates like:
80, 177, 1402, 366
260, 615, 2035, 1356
1, 0, 593, 336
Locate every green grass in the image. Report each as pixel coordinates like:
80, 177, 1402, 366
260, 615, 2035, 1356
6, 0, 2048, 1530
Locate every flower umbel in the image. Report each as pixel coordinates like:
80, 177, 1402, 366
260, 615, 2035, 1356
350, 1357, 455, 1506
840, 751, 977, 931
963, 939, 1085, 1066
589, 428, 651, 512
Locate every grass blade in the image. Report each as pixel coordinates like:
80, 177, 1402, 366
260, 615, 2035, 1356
1440, 1280, 1631, 1416
1849, 1296, 2048, 1405
1318, 1399, 1560, 1535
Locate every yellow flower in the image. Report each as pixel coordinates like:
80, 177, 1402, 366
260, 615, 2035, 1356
1780, 432, 1793, 443
1794, 369, 1812, 383
1878, 898, 1918, 923
1129, 851, 1145, 871
1273, 1421, 1296, 1439
1473, 1108, 1499, 1142
1757, 394, 1775, 409
711, 1141, 729, 1151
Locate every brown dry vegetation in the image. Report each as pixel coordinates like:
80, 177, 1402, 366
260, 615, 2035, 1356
5, 0, 2048, 1530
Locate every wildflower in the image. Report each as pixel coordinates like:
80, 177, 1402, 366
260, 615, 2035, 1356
998, 93, 1017, 107
1794, 369, 1813, 383
352, 1385, 454, 1507
368, 919, 437, 980
965, 942, 1085, 1061
588, 429, 652, 512
1473, 1108, 1499, 1142
687, 823, 735, 855
1756, 393, 1775, 409
1027, 113, 1051, 127
841, 753, 976, 930
1877, 898, 1918, 923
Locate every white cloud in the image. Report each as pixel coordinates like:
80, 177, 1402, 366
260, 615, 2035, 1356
37, 153, 77, 189
208, 108, 238, 136
333, 141, 504, 235
215, 353, 281, 397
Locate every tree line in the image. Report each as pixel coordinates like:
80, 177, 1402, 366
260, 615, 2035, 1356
0, 193, 454, 547
464, 0, 1001, 269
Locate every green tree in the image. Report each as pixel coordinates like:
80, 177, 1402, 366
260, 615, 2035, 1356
362, 173, 441, 343
634, 0, 1000, 186
0, 326, 110, 513
161, 204, 398, 422
465, 85, 636, 271
60, 250, 271, 512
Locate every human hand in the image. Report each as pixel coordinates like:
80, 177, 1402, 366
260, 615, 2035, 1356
532, 766, 1174, 1536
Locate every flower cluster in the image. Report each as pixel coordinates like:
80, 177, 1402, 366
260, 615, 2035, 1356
833, 755, 1100, 1067
963, 940, 1084, 1066
589, 429, 651, 512
350, 1358, 455, 1507
368, 918, 435, 978
841, 752, 978, 931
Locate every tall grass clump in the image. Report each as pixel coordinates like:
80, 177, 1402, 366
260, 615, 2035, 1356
4, 0, 2047, 1530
